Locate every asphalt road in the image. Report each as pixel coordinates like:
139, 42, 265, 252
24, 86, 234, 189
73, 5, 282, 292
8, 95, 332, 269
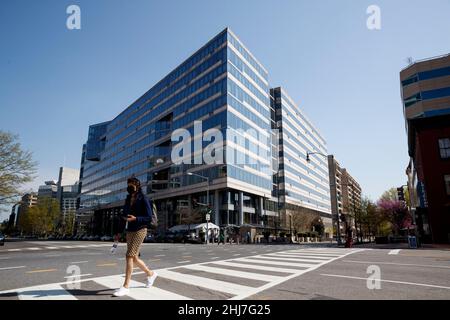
0, 241, 449, 300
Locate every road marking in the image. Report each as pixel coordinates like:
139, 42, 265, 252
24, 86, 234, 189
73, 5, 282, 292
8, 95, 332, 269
266, 253, 330, 260
63, 274, 92, 279
154, 255, 165, 257
118, 257, 126, 260
0, 266, 26, 271
7, 249, 22, 252
320, 273, 450, 290
27, 248, 42, 251
182, 256, 192, 258
45, 247, 58, 250
18, 284, 77, 300
96, 263, 117, 267
148, 259, 161, 262
233, 254, 241, 256
177, 260, 191, 264
255, 255, 323, 264
44, 254, 61, 258
0, 248, 364, 300
277, 252, 340, 258
388, 249, 401, 255
157, 269, 253, 296
184, 264, 284, 282
341, 260, 450, 269
236, 257, 317, 268
210, 257, 220, 259
70, 261, 89, 264
61, 246, 75, 249
211, 261, 298, 274
26, 268, 58, 274
94, 275, 191, 300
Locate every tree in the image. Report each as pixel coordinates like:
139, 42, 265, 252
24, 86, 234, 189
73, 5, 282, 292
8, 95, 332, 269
291, 210, 319, 234
0, 131, 37, 205
19, 198, 60, 236
178, 206, 203, 233
377, 199, 412, 235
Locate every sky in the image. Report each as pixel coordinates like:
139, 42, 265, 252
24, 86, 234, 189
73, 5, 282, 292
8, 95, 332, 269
1, 0, 450, 220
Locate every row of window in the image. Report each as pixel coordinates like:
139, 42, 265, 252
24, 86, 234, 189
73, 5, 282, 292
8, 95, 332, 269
227, 32, 268, 81
404, 87, 450, 108
227, 94, 271, 131
107, 32, 227, 136
282, 173, 330, 201
278, 91, 326, 145
227, 165, 273, 191
83, 112, 229, 187
227, 79, 271, 119
282, 187, 332, 211
402, 66, 450, 87
281, 106, 327, 155
228, 61, 270, 108
281, 137, 329, 179
104, 58, 227, 154
227, 47, 269, 93
282, 161, 330, 193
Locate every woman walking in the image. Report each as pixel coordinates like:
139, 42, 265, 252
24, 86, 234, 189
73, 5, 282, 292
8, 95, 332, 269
113, 177, 158, 297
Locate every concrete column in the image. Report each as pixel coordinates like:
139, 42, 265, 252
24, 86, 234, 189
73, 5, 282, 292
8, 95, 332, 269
214, 190, 220, 226
259, 197, 264, 226
187, 194, 192, 215
238, 191, 244, 226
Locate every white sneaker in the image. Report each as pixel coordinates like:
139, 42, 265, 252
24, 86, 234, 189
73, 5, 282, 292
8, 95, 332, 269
113, 286, 130, 297
146, 272, 158, 287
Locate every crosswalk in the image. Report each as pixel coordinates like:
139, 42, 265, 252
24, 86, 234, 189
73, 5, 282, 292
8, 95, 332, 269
0, 248, 364, 300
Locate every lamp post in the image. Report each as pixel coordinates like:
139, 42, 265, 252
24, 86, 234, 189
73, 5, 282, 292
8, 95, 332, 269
187, 172, 210, 244
306, 151, 342, 245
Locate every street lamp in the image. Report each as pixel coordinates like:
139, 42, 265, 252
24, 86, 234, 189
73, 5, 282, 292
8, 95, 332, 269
187, 172, 210, 244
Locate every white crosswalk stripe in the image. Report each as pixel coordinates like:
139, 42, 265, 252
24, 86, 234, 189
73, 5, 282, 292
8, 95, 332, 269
0, 248, 364, 300
18, 284, 77, 300
182, 264, 284, 282
93, 275, 191, 300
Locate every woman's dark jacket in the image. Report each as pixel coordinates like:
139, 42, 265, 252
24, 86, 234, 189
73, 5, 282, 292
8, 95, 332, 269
119, 192, 153, 232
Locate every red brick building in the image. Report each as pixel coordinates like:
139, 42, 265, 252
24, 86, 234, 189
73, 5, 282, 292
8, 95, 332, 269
401, 54, 450, 243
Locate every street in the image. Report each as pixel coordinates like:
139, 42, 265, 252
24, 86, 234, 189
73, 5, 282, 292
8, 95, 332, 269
0, 242, 449, 300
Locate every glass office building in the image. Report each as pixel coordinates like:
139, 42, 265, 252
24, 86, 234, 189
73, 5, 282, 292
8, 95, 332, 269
271, 87, 332, 232
78, 28, 331, 238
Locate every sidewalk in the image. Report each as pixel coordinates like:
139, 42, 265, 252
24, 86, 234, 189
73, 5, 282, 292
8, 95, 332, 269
353, 242, 450, 251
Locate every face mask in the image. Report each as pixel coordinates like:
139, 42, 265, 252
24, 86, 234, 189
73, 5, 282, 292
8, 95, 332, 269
127, 185, 136, 194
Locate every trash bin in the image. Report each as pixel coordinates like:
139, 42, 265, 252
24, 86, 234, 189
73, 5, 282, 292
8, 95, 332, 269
408, 235, 417, 249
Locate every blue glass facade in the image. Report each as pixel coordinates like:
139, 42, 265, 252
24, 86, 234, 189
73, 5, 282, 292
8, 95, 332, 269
78, 28, 331, 235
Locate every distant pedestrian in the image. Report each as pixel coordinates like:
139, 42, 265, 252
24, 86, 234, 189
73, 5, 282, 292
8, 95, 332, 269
345, 227, 353, 248
218, 231, 225, 245
113, 177, 158, 297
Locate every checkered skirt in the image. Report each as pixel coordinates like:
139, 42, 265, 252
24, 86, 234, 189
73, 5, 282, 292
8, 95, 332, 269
126, 227, 147, 257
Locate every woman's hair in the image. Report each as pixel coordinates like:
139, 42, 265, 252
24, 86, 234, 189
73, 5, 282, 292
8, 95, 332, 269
127, 176, 142, 193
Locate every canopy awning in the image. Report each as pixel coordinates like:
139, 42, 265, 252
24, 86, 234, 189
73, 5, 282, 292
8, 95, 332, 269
168, 223, 220, 232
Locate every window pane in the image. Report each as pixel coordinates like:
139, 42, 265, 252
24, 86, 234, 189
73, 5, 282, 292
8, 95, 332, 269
445, 175, 450, 195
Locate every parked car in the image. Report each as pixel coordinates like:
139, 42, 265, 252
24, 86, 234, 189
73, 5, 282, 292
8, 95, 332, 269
101, 235, 113, 241
0, 233, 5, 246
144, 234, 155, 243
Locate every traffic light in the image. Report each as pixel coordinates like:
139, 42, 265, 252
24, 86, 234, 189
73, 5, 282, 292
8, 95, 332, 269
397, 187, 405, 202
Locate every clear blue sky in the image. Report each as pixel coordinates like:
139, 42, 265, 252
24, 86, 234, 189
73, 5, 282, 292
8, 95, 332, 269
1, 0, 449, 220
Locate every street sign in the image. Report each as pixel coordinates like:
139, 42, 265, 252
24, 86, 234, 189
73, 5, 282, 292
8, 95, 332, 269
205, 214, 210, 222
